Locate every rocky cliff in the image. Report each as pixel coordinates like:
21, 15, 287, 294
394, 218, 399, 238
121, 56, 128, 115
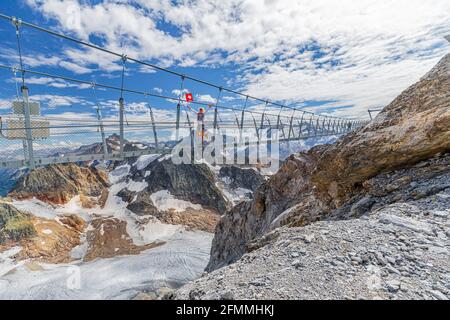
9, 163, 110, 205
177, 157, 450, 299
119, 156, 231, 215
218, 166, 265, 193
206, 54, 450, 272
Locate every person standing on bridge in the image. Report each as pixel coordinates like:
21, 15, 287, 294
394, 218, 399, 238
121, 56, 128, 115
184, 92, 212, 159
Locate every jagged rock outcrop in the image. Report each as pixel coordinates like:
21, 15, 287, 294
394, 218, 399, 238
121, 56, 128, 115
0, 200, 36, 244
123, 157, 231, 214
218, 166, 265, 192
206, 54, 450, 271
9, 163, 110, 205
311, 54, 450, 207
177, 169, 450, 299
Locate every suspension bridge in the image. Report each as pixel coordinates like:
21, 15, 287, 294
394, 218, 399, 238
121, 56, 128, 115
0, 13, 369, 170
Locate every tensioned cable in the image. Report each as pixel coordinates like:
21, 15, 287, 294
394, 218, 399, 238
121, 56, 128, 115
0, 13, 360, 122
0, 64, 350, 123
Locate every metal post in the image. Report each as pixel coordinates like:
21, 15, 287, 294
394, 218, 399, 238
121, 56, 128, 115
175, 75, 185, 141
251, 113, 260, 141
96, 106, 108, 158
92, 83, 108, 158
240, 96, 248, 143
148, 103, 158, 148
297, 112, 305, 138
260, 101, 268, 131
213, 106, 219, 134
213, 87, 222, 140
287, 111, 295, 141
185, 109, 193, 136
176, 103, 181, 141
119, 97, 125, 159
279, 119, 286, 139
308, 115, 313, 137
21, 85, 35, 169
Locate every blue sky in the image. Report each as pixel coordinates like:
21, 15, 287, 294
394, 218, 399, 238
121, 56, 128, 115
0, 0, 448, 150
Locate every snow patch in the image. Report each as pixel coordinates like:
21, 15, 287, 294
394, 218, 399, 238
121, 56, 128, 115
0, 247, 23, 277
126, 180, 148, 193
109, 164, 130, 184
12, 198, 58, 219
0, 231, 213, 299
158, 154, 172, 162
150, 190, 202, 213
138, 221, 185, 244
134, 154, 160, 170
70, 240, 88, 260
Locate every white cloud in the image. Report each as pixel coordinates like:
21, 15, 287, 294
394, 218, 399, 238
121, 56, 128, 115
196, 94, 216, 104
25, 0, 450, 118
9, 76, 90, 90
30, 94, 87, 108
153, 87, 163, 94
222, 96, 236, 102
59, 61, 92, 74
171, 88, 190, 96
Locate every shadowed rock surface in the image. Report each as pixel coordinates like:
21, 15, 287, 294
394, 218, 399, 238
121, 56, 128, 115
124, 157, 231, 214
218, 166, 265, 192
206, 54, 450, 272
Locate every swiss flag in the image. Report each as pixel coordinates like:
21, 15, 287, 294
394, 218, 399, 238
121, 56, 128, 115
185, 93, 194, 102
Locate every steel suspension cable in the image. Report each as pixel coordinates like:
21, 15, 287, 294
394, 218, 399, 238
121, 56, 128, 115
0, 13, 359, 122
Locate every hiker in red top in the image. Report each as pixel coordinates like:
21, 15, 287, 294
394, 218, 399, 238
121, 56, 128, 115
189, 106, 210, 143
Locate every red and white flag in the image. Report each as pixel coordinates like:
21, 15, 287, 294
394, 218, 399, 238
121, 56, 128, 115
185, 93, 194, 102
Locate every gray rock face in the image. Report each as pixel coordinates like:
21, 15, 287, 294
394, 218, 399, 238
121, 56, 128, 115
177, 186, 450, 300
123, 157, 231, 215
218, 166, 264, 192
206, 54, 450, 272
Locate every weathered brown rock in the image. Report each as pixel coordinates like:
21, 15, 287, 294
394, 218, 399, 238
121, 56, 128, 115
9, 163, 110, 205
206, 54, 450, 271
0, 200, 36, 244
12, 214, 86, 264
83, 217, 164, 262
311, 54, 450, 207
159, 208, 220, 233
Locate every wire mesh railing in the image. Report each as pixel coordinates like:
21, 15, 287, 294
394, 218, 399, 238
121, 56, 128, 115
0, 13, 368, 169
